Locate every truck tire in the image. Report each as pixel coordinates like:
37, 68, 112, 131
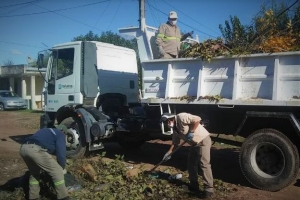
65, 118, 88, 159
239, 128, 299, 191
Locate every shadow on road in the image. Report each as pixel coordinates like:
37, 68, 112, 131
9, 134, 33, 145
294, 179, 300, 187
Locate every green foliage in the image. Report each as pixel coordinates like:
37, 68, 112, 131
219, 15, 255, 54
217, 1, 300, 55
66, 154, 234, 200
180, 38, 231, 60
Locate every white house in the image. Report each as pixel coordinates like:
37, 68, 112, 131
0, 65, 46, 110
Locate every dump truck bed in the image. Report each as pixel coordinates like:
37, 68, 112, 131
141, 51, 300, 107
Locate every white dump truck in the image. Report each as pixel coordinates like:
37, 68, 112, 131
38, 19, 300, 192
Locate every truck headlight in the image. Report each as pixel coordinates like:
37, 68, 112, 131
91, 123, 101, 137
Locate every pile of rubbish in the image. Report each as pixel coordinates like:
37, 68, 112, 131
66, 153, 234, 199
0, 153, 236, 199
180, 38, 231, 61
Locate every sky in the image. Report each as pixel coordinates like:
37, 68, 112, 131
0, 0, 292, 65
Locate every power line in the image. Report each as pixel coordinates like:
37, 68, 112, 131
107, 0, 122, 30
0, 0, 41, 9
152, 0, 161, 24
0, 0, 43, 16
147, 3, 216, 38
93, 0, 112, 28
160, 0, 220, 35
277, 0, 299, 18
0, 40, 44, 48
148, 0, 160, 27
0, 0, 110, 18
246, 0, 300, 50
30, 2, 106, 32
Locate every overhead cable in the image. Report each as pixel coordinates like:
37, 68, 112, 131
0, 0, 41, 9
107, 0, 122, 30
147, 3, 216, 38
93, 0, 112, 28
0, 40, 44, 48
161, 0, 219, 35
0, 0, 110, 18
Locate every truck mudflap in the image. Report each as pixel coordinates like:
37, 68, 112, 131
75, 108, 94, 143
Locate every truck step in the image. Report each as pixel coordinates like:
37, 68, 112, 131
89, 142, 105, 151
162, 131, 173, 136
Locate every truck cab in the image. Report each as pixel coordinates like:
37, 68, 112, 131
38, 41, 141, 158
41, 41, 139, 113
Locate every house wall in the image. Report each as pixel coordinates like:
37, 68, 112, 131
24, 75, 44, 109
0, 65, 46, 110
0, 78, 9, 90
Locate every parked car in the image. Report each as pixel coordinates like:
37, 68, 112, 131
0, 90, 27, 111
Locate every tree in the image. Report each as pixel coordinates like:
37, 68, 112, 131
292, 2, 300, 48
72, 30, 137, 51
253, 1, 297, 52
219, 15, 254, 54
219, 1, 300, 54
2, 59, 14, 66
72, 31, 142, 89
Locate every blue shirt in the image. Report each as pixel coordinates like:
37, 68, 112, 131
25, 128, 66, 169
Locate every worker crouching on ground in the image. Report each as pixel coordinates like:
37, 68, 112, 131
19, 125, 70, 200
156, 11, 193, 59
161, 112, 214, 199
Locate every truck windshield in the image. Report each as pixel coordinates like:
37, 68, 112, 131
50, 48, 74, 81
47, 48, 75, 95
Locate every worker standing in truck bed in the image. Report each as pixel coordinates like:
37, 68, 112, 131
156, 11, 193, 59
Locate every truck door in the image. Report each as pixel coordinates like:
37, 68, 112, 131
45, 48, 75, 112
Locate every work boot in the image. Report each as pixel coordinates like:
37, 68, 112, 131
198, 191, 214, 199
187, 182, 199, 193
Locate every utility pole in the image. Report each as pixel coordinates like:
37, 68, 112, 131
139, 0, 145, 31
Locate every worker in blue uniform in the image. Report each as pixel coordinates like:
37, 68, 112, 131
19, 125, 70, 200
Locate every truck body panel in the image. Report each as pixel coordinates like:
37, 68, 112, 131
95, 42, 139, 103
140, 52, 300, 106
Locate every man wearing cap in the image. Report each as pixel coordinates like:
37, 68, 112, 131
156, 11, 193, 59
161, 112, 214, 199
19, 125, 70, 200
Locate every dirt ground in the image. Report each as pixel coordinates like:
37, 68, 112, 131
0, 110, 299, 200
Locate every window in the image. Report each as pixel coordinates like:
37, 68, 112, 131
48, 48, 75, 94
52, 48, 75, 80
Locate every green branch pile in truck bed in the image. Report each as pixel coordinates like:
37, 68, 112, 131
180, 38, 232, 61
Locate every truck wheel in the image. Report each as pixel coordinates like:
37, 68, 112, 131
116, 132, 145, 150
239, 128, 299, 191
65, 118, 88, 159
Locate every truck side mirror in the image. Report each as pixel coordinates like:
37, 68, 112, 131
37, 53, 44, 69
